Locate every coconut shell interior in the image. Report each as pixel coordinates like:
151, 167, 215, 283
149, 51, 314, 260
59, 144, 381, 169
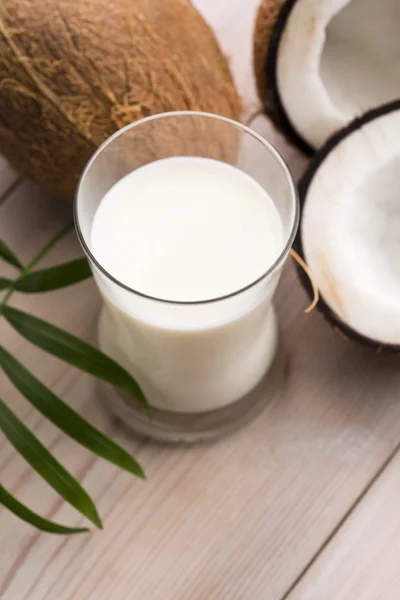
294, 100, 400, 353
253, 0, 314, 156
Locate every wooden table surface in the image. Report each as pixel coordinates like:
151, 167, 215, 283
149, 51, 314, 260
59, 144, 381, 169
1, 1, 400, 598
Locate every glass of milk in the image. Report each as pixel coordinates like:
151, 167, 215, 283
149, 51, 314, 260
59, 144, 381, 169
75, 111, 298, 442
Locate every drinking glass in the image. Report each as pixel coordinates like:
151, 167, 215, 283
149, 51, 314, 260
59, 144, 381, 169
75, 111, 299, 442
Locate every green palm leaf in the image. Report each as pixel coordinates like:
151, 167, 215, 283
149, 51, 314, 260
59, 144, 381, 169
0, 346, 145, 479
0, 397, 102, 529
0, 277, 11, 290
15, 259, 92, 293
0, 239, 22, 270
2, 306, 147, 407
0, 485, 88, 534
0, 222, 149, 534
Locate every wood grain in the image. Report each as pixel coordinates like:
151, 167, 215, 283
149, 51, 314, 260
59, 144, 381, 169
287, 450, 400, 600
0, 156, 18, 202
1, 1, 400, 600
3, 178, 400, 600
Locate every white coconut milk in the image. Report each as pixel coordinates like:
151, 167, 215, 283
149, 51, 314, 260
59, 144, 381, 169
90, 157, 283, 413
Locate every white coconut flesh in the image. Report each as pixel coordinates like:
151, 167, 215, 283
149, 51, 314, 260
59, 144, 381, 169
301, 108, 400, 346
277, 0, 400, 149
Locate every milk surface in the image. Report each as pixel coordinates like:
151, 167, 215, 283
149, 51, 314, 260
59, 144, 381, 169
91, 157, 283, 412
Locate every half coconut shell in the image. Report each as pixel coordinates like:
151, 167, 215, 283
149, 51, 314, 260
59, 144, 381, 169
294, 100, 400, 352
254, 0, 400, 155
253, 0, 313, 155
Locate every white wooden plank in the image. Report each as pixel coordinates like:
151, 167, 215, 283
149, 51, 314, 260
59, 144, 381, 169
2, 182, 400, 599
0, 156, 18, 200
1, 2, 398, 599
286, 450, 400, 600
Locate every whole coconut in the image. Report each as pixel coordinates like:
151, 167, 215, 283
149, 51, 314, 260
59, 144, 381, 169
0, 0, 241, 199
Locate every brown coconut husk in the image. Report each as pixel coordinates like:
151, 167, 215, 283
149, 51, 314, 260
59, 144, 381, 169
253, 0, 281, 110
89, 112, 242, 196
0, 0, 241, 199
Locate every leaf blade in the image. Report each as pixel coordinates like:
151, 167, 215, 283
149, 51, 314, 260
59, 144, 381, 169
0, 485, 88, 535
0, 397, 102, 528
0, 346, 145, 479
3, 306, 147, 407
15, 258, 92, 293
0, 239, 23, 270
0, 277, 12, 291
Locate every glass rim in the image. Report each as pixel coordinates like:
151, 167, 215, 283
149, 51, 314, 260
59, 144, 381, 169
74, 110, 299, 306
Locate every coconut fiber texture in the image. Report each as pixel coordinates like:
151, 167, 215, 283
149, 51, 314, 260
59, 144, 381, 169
0, 0, 241, 199
253, 0, 281, 107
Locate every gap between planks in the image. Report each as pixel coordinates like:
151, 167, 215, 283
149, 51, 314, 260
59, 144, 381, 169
279, 435, 400, 600
0, 177, 23, 208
